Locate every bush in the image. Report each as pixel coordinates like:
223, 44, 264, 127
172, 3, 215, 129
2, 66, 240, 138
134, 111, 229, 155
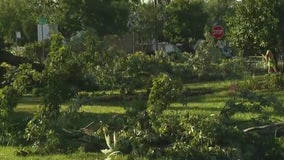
147, 73, 182, 118
220, 89, 284, 119
220, 90, 284, 159
239, 74, 284, 90
218, 57, 248, 79
117, 113, 244, 160
115, 52, 171, 94
22, 41, 50, 63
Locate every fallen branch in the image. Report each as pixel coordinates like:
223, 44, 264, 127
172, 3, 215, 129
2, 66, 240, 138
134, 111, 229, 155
62, 121, 96, 136
243, 122, 284, 133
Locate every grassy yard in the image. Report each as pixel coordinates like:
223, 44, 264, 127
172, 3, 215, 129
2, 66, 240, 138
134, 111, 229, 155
0, 146, 122, 160
2, 78, 284, 159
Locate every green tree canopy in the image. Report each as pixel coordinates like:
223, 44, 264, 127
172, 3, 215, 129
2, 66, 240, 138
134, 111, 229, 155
204, 0, 235, 22
163, 0, 208, 45
128, 1, 167, 43
0, 0, 37, 42
225, 0, 279, 55
58, 0, 130, 37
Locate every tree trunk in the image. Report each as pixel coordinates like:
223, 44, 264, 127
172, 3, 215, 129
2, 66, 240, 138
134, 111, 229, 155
0, 50, 44, 71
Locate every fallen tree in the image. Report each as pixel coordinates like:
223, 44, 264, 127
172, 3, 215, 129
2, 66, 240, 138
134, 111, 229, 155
0, 49, 44, 71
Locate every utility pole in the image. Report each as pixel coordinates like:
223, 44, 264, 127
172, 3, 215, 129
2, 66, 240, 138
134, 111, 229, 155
154, 0, 158, 51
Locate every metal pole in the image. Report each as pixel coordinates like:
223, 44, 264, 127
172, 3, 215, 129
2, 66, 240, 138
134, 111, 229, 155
41, 24, 45, 61
132, 31, 135, 53
154, 0, 158, 51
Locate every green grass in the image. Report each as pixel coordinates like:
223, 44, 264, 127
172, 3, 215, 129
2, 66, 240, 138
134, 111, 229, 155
3, 77, 284, 159
0, 146, 126, 160
80, 105, 125, 114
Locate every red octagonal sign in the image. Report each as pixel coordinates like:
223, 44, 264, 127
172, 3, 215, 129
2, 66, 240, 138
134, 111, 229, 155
212, 25, 224, 40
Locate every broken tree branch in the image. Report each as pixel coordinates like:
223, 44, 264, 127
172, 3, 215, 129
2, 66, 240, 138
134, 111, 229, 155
243, 122, 284, 133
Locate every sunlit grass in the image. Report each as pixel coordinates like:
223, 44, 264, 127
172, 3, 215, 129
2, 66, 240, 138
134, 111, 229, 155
16, 104, 39, 113
7, 76, 284, 159
0, 146, 127, 160
185, 80, 232, 90
80, 105, 125, 114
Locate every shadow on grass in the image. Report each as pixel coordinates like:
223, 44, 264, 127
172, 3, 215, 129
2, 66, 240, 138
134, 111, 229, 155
18, 95, 42, 105
7, 110, 125, 153
168, 106, 223, 112
10, 111, 33, 124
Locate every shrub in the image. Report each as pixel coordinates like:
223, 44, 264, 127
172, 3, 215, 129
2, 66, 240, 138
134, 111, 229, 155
239, 74, 284, 90
117, 113, 244, 160
147, 73, 182, 118
220, 90, 284, 119
0, 86, 20, 116
218, 57, 248, 79
115, 52, 171, 94
22, 41, 50, 63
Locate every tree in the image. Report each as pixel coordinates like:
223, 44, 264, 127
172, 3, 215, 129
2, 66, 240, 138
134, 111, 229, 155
129, 2, 166, 43
225, 0, 279, 55
163, 0, 208, 45
204, 0, 236, 22
275, 0, 284, 50
0, 0, 37, 43
0, 36, 44, 84
57, 0, 130, 38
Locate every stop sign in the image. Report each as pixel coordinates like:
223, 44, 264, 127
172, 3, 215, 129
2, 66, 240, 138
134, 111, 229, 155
211, 25, 224, 40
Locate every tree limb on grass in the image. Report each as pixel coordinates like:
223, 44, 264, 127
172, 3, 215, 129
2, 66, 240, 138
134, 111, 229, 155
243, 122, 284, 133
0, 50, 44, 71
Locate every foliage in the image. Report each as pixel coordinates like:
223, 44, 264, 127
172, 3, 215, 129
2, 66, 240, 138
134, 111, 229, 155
57, 0, 130, 37
163, 0, 208, 44
147, 73, 182, 118
0, 86, 21, 117
0, 0, 36, 43
34, 34, 78, 117
0, 64, 35, 118
24, 113, 60, 154
220, 89, 284, 159
239, 74, 284, 90
115, 52, 170, 94
22, 41, 50, 63
221, 89, 284, 119
205, 0, 235, 22
115, 88, 284, 160
0, 86, 22, 146
190, 40, 221, 79
225, 0, 279, 55
169, 54, 195, 82
27, 0, 62, 25
21, 34, 81, 154
83, 35, 127, 90
0, 64, 35, 145
217, 57, 248, 79
117, 113, 244, 160
276, 1, 284, 48
128, 1, 166, 43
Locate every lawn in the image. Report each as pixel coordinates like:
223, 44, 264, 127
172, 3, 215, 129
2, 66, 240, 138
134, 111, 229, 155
0, 146, 119, 160
2, 78, 284, 159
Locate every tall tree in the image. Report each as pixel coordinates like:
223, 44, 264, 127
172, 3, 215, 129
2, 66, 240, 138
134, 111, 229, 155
57, 0, 130, 37
163, 0, 208, 45
275, 0, 284, 50
225, 0, 279, 55
204, 0, 235, 22
128, 1, 167, 43
0, 0, 37, 42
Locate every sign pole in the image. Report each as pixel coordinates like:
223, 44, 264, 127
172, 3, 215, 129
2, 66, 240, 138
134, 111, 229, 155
38, 16, 47, 62
41, 24, 44, 60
